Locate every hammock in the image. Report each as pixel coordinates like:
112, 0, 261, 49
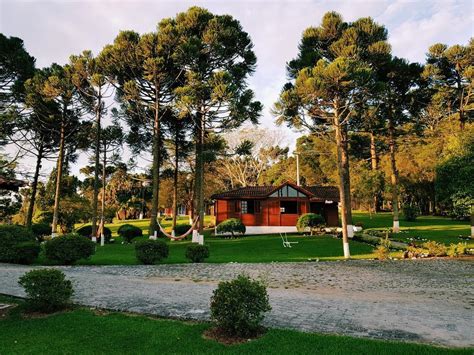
157, 216, 200, 241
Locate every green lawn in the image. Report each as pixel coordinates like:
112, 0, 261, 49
0, 296, 470, 355
68, 234, 373, 265
58, 212, 474, 265
352, 212, 472, 246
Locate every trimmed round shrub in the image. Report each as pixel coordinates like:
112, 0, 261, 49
216, 218, 245, 238
296, 213, 326, 235
117, 224, 143, 243
173, 223, 192, 235
185, 244, 209, 263
210, 275, 271, 337
0, 225, 36, 263
402, 205, 418, 222
14, 242, 41, 264
31, 223, 51, 242
135, 240, 169, 264
19, 269, 73, 313
76, 225, 113, 243
44, 234, 95, 265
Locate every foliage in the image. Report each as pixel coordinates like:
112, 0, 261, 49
210, 275, 271, 337
216, 218, 246, 238
296, 213, 325, 235
374, 233, 391, 260
402, 205, 418, 222
31, 223, 51, 242
18, 269, 73, 313
374, 245, 390, 260
173, 223, 192, 236
436, 131, 474, 219
185, 244, 209, 263
14, 242, 41, 264
404, 245, 427, 258
135, 240, 169, 264
35, 195, 92, 234
0, 224, 36, 263
422, 241, 447, 257
117, 224, 143, 243
76, 225, 112, 243
0, 34, 35, 106
44, 234, 95, 264
447, 243, 467, 257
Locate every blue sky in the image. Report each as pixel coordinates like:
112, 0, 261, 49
1, 0, 472, 179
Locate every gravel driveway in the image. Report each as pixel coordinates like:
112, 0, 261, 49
1, 259, 473, 348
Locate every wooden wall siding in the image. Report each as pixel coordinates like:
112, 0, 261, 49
215, 198, 339, 227
267, 199, 280, 226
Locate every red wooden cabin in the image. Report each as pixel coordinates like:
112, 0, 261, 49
211, 181, 339, 227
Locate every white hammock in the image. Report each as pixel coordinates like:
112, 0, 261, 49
157, 217, 200, 241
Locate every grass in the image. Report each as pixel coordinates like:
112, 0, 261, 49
352, 211, 472, 246
71, 234, 374, 265
0, 296, 470, 355
53, 211, 472, 266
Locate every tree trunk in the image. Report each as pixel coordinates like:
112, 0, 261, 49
51, 120, 65, 236
91, 94, 102, 242
26, 141, 44, 228
334, 115, 351, 259
341, 126, 354, 238
99, 142, 107, 246
148, 87, 160, 238
172, 130, 179, 231
370, 132, 380, 213
470, 204, 473, 239
388, 116, 400, 233
195, 110, 205, 234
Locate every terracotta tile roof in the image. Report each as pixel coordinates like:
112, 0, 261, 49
211, 181, 339, 201
304, 186, 340, 201
211, 186, 275, 199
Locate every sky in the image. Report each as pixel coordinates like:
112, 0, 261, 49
1, 0, 473, 181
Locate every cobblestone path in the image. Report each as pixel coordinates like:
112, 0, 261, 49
1, 259, 472, 347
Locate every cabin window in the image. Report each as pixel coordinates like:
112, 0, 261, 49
280, 201, 297, 214
241, 200, 260, 214
269, 185, 307, 198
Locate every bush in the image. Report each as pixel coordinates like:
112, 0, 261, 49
135, 240, 169, 264
210, 275, 271, 337
0, 225, 36, 263
14, 242, 41, 264
19, 269, 73, 313
216, 218, 245, 238
44, 234, 95, 265
173, 223, 192, 236
402, 205, 418, 222
422, 241, 447, 257
296, 213, 326, 235
403, 245, 427, 258
373, 234, 391, 260
447, 242, 468, 257
31, 223, 51, 242
76, 225, 113, 243
185, 244, 209, 263
117, 224, 143, 243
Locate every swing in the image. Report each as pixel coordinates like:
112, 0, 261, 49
156, 216, 200, 241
